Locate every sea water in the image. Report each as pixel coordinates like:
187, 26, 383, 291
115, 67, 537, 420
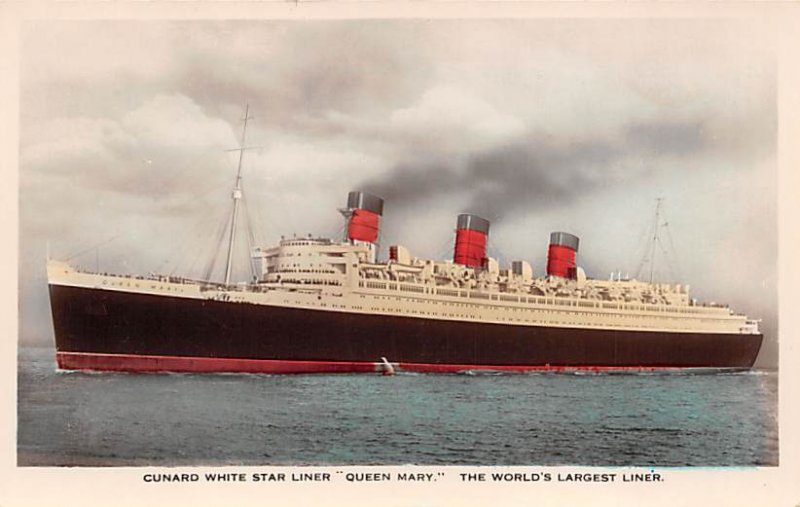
17, 346, 778, 466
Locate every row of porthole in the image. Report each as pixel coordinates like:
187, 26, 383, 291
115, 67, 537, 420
359, 284, 718, 316
362, 308, 710, 330
360, 293, 729, 323
274, 296, 722, 331
270, 290, 731, 326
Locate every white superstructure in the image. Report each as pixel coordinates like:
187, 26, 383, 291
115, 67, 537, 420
48, 233, 759, 337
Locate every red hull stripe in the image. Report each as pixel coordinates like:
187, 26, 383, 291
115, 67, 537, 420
57, 352, 381, 374
56, 352, 736, 374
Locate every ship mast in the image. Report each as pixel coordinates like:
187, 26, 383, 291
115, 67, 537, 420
648, 198, 662, 284
224, 104, 254, 286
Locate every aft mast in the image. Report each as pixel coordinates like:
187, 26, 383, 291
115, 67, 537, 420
636, 197, 678, 284
223, 104, 254, 286
648, 198, 662, 284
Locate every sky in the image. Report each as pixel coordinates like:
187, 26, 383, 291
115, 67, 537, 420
18, 19, 778, 366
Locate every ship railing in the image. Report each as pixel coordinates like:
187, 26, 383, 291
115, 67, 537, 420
355, 279, 734, 317
739, 319, 761, 334
73, 265, 214, 288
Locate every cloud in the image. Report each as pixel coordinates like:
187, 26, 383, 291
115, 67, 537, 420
159, 21, 437, 135
624, 120, 706, 157
23, 93, 237, 200
388, 85, 526, 155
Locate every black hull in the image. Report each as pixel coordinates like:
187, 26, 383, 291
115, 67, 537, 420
48, 284, 763, 372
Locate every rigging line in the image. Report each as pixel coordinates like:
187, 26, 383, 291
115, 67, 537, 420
635, 242, 649, 280
655, 235, 670, 257
242, 190, 259, 247
183, 234, 211, 279
184, 235, 211, 280
243, 188, 264, 247
164, 197, 233, 276
323, 215, 345, 243
486, 237, 507, 267
655, 234, 680, 283
654, 200, 681, 283
159, 184, 235, 275
663, 221, 682, 278
159, 197, 228, 274
164, 213, 220, 276
648, 198, 664, 284
201, 201, 235, 283
239, 156, 270, 249
250, 187, 286, 243
64, 235, 120, 262
206, 210, 233, 282
434, 232, 456, 262
636, 198, 663, 281
159, 225, 199, 275
333, 223, 346, 243
112, 157, 232, 258
654, 235, 673, 282
194, 208, 228, 281
131, 178, 233, 275
625, 210, 649, 278
634, 218, 654, 279
241, 192, 259, 280
634, 227, 653, 279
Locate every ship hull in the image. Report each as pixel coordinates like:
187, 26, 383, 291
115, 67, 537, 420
49, 284, 763, 374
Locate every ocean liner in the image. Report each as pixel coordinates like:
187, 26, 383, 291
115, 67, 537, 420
46, 111, 763, 374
